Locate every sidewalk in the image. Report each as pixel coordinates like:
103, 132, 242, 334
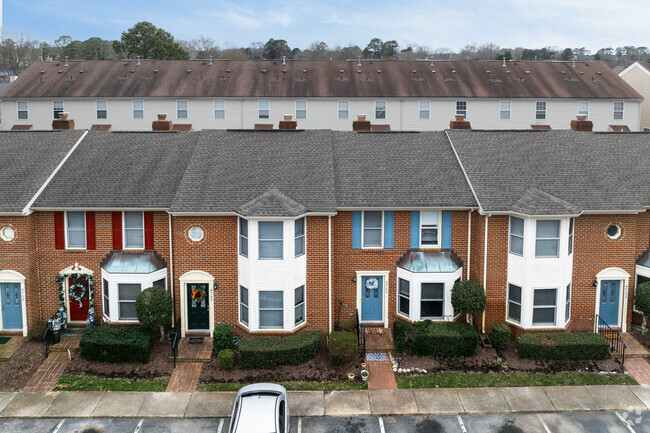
0, 385, 648, 418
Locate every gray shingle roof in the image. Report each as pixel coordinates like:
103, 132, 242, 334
0, 130, 84, 213
448, 130, 650, 215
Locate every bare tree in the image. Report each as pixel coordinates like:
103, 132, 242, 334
0, 32, 40, 76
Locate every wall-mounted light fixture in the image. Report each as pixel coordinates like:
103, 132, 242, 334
213, 281, 218, 291
352, 276, 357, 282
593, 280, 598, 287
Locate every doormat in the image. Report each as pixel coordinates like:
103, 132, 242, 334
366, 352, 387, 362
188, 337, 204, 344
0, 337, 11, 345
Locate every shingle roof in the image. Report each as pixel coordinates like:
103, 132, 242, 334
1, 60, 641, 100
0, 130, 84, 213
448, 130, 650, 215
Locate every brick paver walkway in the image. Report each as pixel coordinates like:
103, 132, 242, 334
50, 335, 80, 353
621, 333, 649, 359
23, 352, 70, 392
625, 358, 650, 386
169, 337, 213, 363
366, 360, 397, 390
166, 362, 203, 392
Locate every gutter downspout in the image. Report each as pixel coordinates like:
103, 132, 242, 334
399, 98, 404, 131
168, 212, 175, 325
467, 210, 472, 281
482, 214, 489, 334
328, 215, 332, 334
240, 98, 244, 129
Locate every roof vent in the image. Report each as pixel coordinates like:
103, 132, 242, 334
525, 70, 530, 74
282, 55, 286, 65
430, 59, 434, 66
377, 69, 382, 73
64, 56, 69, 67
572, 58, 576, 68
357, 57, 362, 67
153, 69, 158, 73
451, 69, 456, 74
186, 69, 191, 73
137, 56, 141, 66
340, 69, 344, 73
502, 57, 507, 67
208, 56, 213, 66
262, 69, 267, 73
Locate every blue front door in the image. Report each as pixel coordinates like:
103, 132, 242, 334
599, 280, 620, 326
1, 283, 23, 330
361, 276, 383, 322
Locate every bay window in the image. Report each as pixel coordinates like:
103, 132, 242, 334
507, 284, 522, 323
239, 218, 248, 257
295, 285, 305, 325
535, 220, 560, 257
509, 216, 524, 255
239, 286, 249, 326
259, 291, 283, 329
532, 288, 557, 326
118, 283, 140, 320
295, 217, 305, 257
420, 282, 444, 319
398, 278, 410, 316
259, 221, 283, 259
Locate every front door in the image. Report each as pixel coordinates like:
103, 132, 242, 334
187, 283, 209, 330
361, 276, 383, 322
599, 280, 620, 326
1, 283, 22, 330
68, 277, 90, 322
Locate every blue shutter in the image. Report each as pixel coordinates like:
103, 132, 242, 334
384, 211, 394, 249
442, 210, 452, 249
410, 211, 420, 248
352, 211, 362, 249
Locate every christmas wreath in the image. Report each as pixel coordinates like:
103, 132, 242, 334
68, 275, 89, 307
55, 268, 95, 327
365, 278, 379, 290
191, 285, 207, 302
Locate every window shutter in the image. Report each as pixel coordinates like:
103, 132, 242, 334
144, 211, 154, 250
442, 210, 452, 249
86, 212, 96, 250
54, 212, 65, 249
352, 211, 362, 249
384, 211, 394, 249
410, 211, 420, 248
112, 212, 122, 250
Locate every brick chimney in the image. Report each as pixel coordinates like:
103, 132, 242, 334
279, 114, 297, 130
352, 114, 371, 132
449, 116, 471, 130
152, 113, 173, 131
52, 112, 75, 130
570, 116, 593, 132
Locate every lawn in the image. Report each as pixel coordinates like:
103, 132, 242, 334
197, 381, 367, 392
54, 374, 169, 392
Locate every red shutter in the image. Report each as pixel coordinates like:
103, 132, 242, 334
86, 212, 96, 250
112, 212, 122, 250
54, 212, 65, 249
144, 211, 154, 250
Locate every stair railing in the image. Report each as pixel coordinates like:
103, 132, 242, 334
596, 314, 626, 365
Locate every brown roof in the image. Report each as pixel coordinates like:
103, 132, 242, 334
11, 124, 32, 130
172, 124, 192, 131
531, 124, 552, 130
609, 124, 631, 132
1, 60, 642, 100
90, 124, 111, 131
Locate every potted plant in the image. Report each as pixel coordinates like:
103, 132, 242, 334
360, 369, 369, 382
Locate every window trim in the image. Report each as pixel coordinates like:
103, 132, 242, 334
132, 100, 144, 120
295, 100, 307, 120
258, 99, 270, 119
509, 216, 524, 256
238, 217, 248, 258
258, 290, 284, 329
294, 217, 305, 258
397, 278, 410, 318
568, 217, 574, 254
239, 285, 249, 326
117, 282, 142, 321
613, 101, 625, 120
577, 101, 589, 119
338, 100, 350, 120
122, 211, 145, 250
535, 101, 547, 120
213, 100, 226, 119
361, 211, 384, 249
420, 282, 445, 320
507, 283, 522, 324
420, 210, 441, 248
455, 100, 467, 118
418, 100, 430, 119
102, 278, 110, 317
258, 221, 284, 260
95, 100, 108, 120
176, 99, 188, 119
532, 287, 557, 327
499, 100, 511, 120
565, 283, 571, 324
17, 100, 29, 120
375, 100, 386, 120
535, 219, 560, 258
65, 211, 86, 250
294, 285, 305, 326
52, 100, 64, 120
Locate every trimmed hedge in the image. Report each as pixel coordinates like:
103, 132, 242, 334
213, 324, 234, 355
239, 330, 321, 369
393, 320, 478, 357
492, 323, 511, 350
517, 332, 609, 360
218, 349, 235, 369
328, 331, 358, 366
80, 326, 152, 363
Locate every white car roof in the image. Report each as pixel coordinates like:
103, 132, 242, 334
235, 393, 279, 433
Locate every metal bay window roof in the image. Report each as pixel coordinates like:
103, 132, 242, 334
398, 250, 463, 273
100, 251, 167, 274
638, 250, 650, 269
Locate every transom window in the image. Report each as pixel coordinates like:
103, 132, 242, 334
613, 101, 624, 120
294, 285, 305, 325
532, 288, 557, 326
398, 278, 410, 316
375, 100, 386, 119
535, 101, 547, 120
577, 101, 589, 118
535, 220, 560, 257
132, 100, 144, 119
259, 221, 283, 259
295, 100, 307, 119
362, 211, 383, 248
421, 282, 444, 319
419, 100, 430, 119
258, 100, 270, 119
123, 211, 144, 249
214, 100, 226, 119
568, 218, 574, 254
338, 100, 349, 119
507, 284, 521, 323
420, 211, 440, 246
66, 211, 86, 249
239, 218, 248, 257
52, 100, 64, 119
565, 283, 571, 323
259, 291, 283, 329
509, 217, 524, 255
96, 100, 108, 119
294, 217, 305, 257
455, 100, 467, 118
239, 286, 249, 325
17, 100, 29, 120
118, 283, 141, 320
176, 100, 188, 119
499, 100, 511, 120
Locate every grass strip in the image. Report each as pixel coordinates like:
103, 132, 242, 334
197, 381, 367, 392
54, 374, 169, 392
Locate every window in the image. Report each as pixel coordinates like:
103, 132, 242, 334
295, 100, 307, 120
102, 279, 110, 317
456, 100, 467, 118
52, 100, 64, 119
613, 101, 624, 120
535, 220, 560, 257
123, 211, 144, 249
153, 278, 166, 289
214, 100, 225, 119
96, 100, 107, 119
239, 286, 249, 325
295, 285, 305, 325
1, 226, 15, 242
500, 100, 511, 120
568, 218, 574, 254
188, 226, 204, 242
66, 211, 86, 249
565, 283, 571, 323
239, 218, 248, 257
338, 100, 349, 119
509, 217, 524, 255
362, 211, 383, 248
132, 100, 144, 119
375, 100, 386, 119
421, 282, 444, 319
644, 127, 650, 132
259, 221, 283, 259
259, 291, 283, 328
294, 217, 305, 257
398, 278, 410, 316
17, 101, 28, 120
577, 101, 589, 118
507, 284, 521, 323
258, 100, 270, 119
419, 100, 430, 119
607, 224, 621, 239
533, 288, 557, 326
118, 283, 140, 320
176, 100, 188, 119
420, 211, 440, 246
535, 101, 547, 120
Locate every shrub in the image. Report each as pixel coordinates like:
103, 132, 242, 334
328, 331, 357, 366
451, 280, 487, 318
492, 323, 511, 350
213, 324, 234, 355
239, 330, 321, 369
635, 282, 650, 336
80, 326, 152, 363
28, 322, 47, 341
517, 333, 609, 360
393, 320, 412, 353
218, 349, 235, 369
135, 286, 173, 330
338, 322, 356, 333
394, 321, 478, 357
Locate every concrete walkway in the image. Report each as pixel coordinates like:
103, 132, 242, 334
0, 385, 648, 418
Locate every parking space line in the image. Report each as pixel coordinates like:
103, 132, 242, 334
297, 418, 302, 433
378, 416, 386, 433
52, 419, 65, 433
615, 412, 637, 433
537, 414, 552, 433
134, 418, 144, 433
217, 418, 224, 433
457, 415, 468, 433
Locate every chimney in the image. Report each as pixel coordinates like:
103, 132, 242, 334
279, 114, 297, 130
52, 112, 74, 130
152, 113, 173, 131
570, 116, 593, 132
449, 115, 471, 130
352, 114, 371, 132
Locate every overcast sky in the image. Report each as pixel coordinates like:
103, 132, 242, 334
5, 0, 649, 52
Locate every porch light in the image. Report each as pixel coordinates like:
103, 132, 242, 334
593, 280, 598, 287
213, 281, 218, 291
353, 276, 357, 282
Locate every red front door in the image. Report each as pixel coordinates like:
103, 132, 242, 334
68, 277, 89, 322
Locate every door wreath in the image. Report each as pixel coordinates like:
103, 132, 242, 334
365, 278, 379, 290
68, 275, 89, 308
191, 285, 207, 302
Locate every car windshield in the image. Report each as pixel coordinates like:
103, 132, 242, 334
234, 393, 279, 433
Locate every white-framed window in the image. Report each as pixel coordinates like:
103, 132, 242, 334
214, 100, 226, 119
577, 101, 589, 118
1, 226, 15, 242
568, 217, 574, 254
294, 217, 305, 257
52, 100, 64, 119
259, 221, 283, 259
456, 100, 467, 118
153, 278, 166, 289
102, 279, 110, 317
535, 220, 560, 258
499, 100, 511, 120
294, 285, 305, 325
132, 100, 144, 119
398, 278, 410, 316
535, 101, 547, 120
613, 101, 624, 120
118, 283, 141, 320
259, 291, 283, 329
421, 282, 444, 319
418, 100, 430, 119
65, 211, 86, 249
565, 283, 571, 324
258, 100, 270, 119
509, 216, 524, 255
295, 100, 307, 120
420, 211, 440, 247
362, 211, 383, 248
507, 283, 521, 323
188, 226, 204, 242
123, 211, 144, 249
375, 100, 386, 119
17, 100, 29, 120
532, 288, 557, 326
239, 285, 249, 326
96, 100, 108, 119
643, 127, 650, 132
239, 218, 248, 257
338, 100, 349, 119
176, 100, 188, 119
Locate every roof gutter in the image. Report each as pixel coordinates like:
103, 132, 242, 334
30, 207, 170, 212
169, 211, 337, 217
335, 206, 478, 211
444, 129, 485, 215
0, 212, 24, 217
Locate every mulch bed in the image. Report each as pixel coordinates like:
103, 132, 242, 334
0, 339, 47, 391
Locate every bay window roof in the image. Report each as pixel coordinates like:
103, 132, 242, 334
638, 250, 650, 269
398, 250, 463, 273
100, 251, 167, 274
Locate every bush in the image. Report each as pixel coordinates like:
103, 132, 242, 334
516, 333, 609, 360
635, 282, 650, 317
492, 323, 511, 350
218, 349, 235, 369
338, 322, 356, 333
451, 280, 487, 317
135, 286, 173, 330
328, 331, 357, 366
393, 320, 412, 353
28, 322, 47, 340
213, 324, 234, 355
80, 326, 152, 363
393, 321, 478, 357
239, 330, 321, 369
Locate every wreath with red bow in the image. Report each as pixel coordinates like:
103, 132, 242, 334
191, 286, 207, 301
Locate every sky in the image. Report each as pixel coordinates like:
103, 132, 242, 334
4, 0, 649, 52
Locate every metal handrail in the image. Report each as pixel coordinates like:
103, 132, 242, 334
170, 318, 180, 368
596, 314, 626, 365
355, 309, 366, 362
